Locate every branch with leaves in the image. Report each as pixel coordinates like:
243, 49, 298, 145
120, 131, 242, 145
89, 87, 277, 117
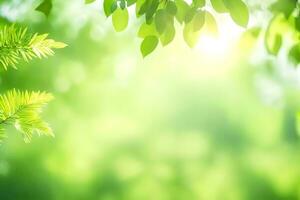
0, 89, 54, 143
0, 24, 66, 70
0, 24, 66, 143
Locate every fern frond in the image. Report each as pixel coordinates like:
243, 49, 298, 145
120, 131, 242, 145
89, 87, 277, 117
0, 24, 67, 70
0, 89, 54, 143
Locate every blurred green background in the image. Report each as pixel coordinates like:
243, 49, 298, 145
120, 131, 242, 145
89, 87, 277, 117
1, 0, 300, 199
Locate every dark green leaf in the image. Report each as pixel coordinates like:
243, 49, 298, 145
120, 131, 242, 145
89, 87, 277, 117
223, 0, 249, 27
127, 0, 137, 6
136, 0, 146, 16
288, 44, 300, 64
35, 0, 52, 17
120, 0, 126, 9
210, 0, 228, 13
138, 0, 150, 15
112, 8, 129, 32
140, 35, 159, 57
145, 0, 160, 23
104, 0, 117, 17
295, 14, 300, 31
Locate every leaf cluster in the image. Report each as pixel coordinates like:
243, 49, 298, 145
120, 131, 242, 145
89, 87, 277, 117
0, 24, 66, 70
0, 89, 54, 143
84, 0, 249, 57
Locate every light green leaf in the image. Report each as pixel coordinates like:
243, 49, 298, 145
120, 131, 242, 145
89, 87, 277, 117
223, 0, 249, 27
193, 0, 205, 8
183, 22, 200, 48
0, 89, 54, 143
36, 0, 52, 17
210, 0, 228, 13
184, 8, 197, 24
160, 24, 175, 46
140, 35, 159, 57
0, 25, 67, 70
175, 0, 190, 24
112, 8, 129, 32
193, 10, 205, 31
204, 11, 218, 36
166, 1, 177, 16
85, 0, 96, 4
265, 15, 286, 55
138, 22, 158, 38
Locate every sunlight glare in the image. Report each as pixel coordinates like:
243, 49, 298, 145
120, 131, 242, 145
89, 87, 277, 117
195, 16, 244, 59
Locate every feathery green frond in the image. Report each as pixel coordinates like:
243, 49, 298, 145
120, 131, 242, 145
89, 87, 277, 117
0, 24, 67, 70
0, 89, 54, 143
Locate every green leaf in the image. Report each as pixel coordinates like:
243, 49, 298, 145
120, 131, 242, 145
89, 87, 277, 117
138, 22, 158, 38
138, 0, 150, 15
0, 89, 54, 143
36, 0, 52, 17
193, 0, 205, 8
265, 15, 286, 56
210, 0, 228, 13
145, 0, 160, 23
175, 0, 190, 24
103, 0, 117, 17
267, 34, 282, 55
155, 9, 168, 34
183, 22, 200, 48
136, 0, 146, 16
85, 0, 96, 4
140, 35, 159, 57
295, 14, 300, 31
166, 1, 177, 16
127, 0, 137, 6
204, 11, 218, 36
184, 8, 197, 24
160, 23, 175, 46
193, 10, 205, 31
288, 44, 300, 64
0, 25, 67, 70
120, 0, 126, 9
270, 0, 297, 19
112, 8, 129, 32
223, 0, 249, 27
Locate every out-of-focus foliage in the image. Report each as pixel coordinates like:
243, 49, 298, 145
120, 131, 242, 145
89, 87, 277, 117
0, 89, 54, 143
0, 24, 66, 70
0, 0, 300, 200
265, 0, 300, 64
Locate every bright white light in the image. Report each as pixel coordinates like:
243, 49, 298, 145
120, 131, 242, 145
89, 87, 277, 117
195, 16, 244, 59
